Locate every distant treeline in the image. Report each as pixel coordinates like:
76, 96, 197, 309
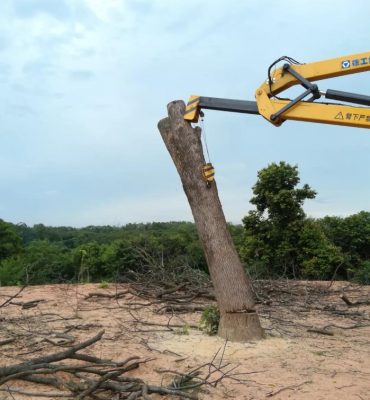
0, 220, 243, 286
1, 162, 369, 286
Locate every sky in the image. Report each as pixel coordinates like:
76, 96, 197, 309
0, 0, 369, 227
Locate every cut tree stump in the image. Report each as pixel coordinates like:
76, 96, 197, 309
158, 100, 263, 342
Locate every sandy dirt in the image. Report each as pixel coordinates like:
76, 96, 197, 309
1, 282, 370, 400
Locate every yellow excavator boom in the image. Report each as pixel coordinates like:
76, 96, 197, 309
184, 52, 370, 129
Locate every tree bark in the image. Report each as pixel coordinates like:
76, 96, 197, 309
158, 100, 263, 342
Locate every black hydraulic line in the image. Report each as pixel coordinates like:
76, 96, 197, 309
325, 89, 370, 107
283, 63, 314, 90
198, 97, 259, 115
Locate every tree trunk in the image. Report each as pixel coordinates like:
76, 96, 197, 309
158, 100, 263, 342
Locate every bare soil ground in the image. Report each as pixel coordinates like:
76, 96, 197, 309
1, 282, 370, 400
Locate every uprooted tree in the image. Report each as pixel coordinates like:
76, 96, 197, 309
158, 100, 263, 342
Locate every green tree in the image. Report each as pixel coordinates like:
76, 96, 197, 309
320, 212, 370, 266
319, 211, 370, 279
241, 162, 342, 278
298, 218, 343, 278
0, 219, 24, 261
249, 161, 317, 224
0, 240, 74, 286
72, 242, 105, 281
101, 239, 138, 277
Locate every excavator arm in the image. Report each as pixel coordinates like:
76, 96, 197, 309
184, 52, 370, 129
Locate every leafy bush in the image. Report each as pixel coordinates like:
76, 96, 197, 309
0, 257, 26, 286
173, 325, 190, 336
98, 280, 109, 289
299, 219, 343, 279
0, 240, 74, 286
353, 261, 370, 285
0, 219, 24, 261
199, 306, 220, 335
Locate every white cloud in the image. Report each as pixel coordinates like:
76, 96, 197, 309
1, 0, 370, 226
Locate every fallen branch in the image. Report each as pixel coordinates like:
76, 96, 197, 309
307, 329, 334, 336
0, 330, 227, 399
155, 283, 188, 298
135, 321, 198, 329
340, 294, 353, 306
266, 381, 307, 397
85, 290, 128, 300
159, 305, 206, 313
0, 330, 105, 377
0, 387, 72, 398
9, 299, 46, 309
0, 282, 28, 309
0, 338, 15, 346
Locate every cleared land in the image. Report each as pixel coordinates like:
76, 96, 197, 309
1, 281, 370, 399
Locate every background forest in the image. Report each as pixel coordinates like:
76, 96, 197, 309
1, 162, 369, 286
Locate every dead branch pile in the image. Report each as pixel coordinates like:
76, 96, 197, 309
80, 245, 216, 314
2, 262, 370, 400
84, 277, 370, 334
85, 280, 215, 314
250, 279, 370, 336
0, 330, 249, 399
